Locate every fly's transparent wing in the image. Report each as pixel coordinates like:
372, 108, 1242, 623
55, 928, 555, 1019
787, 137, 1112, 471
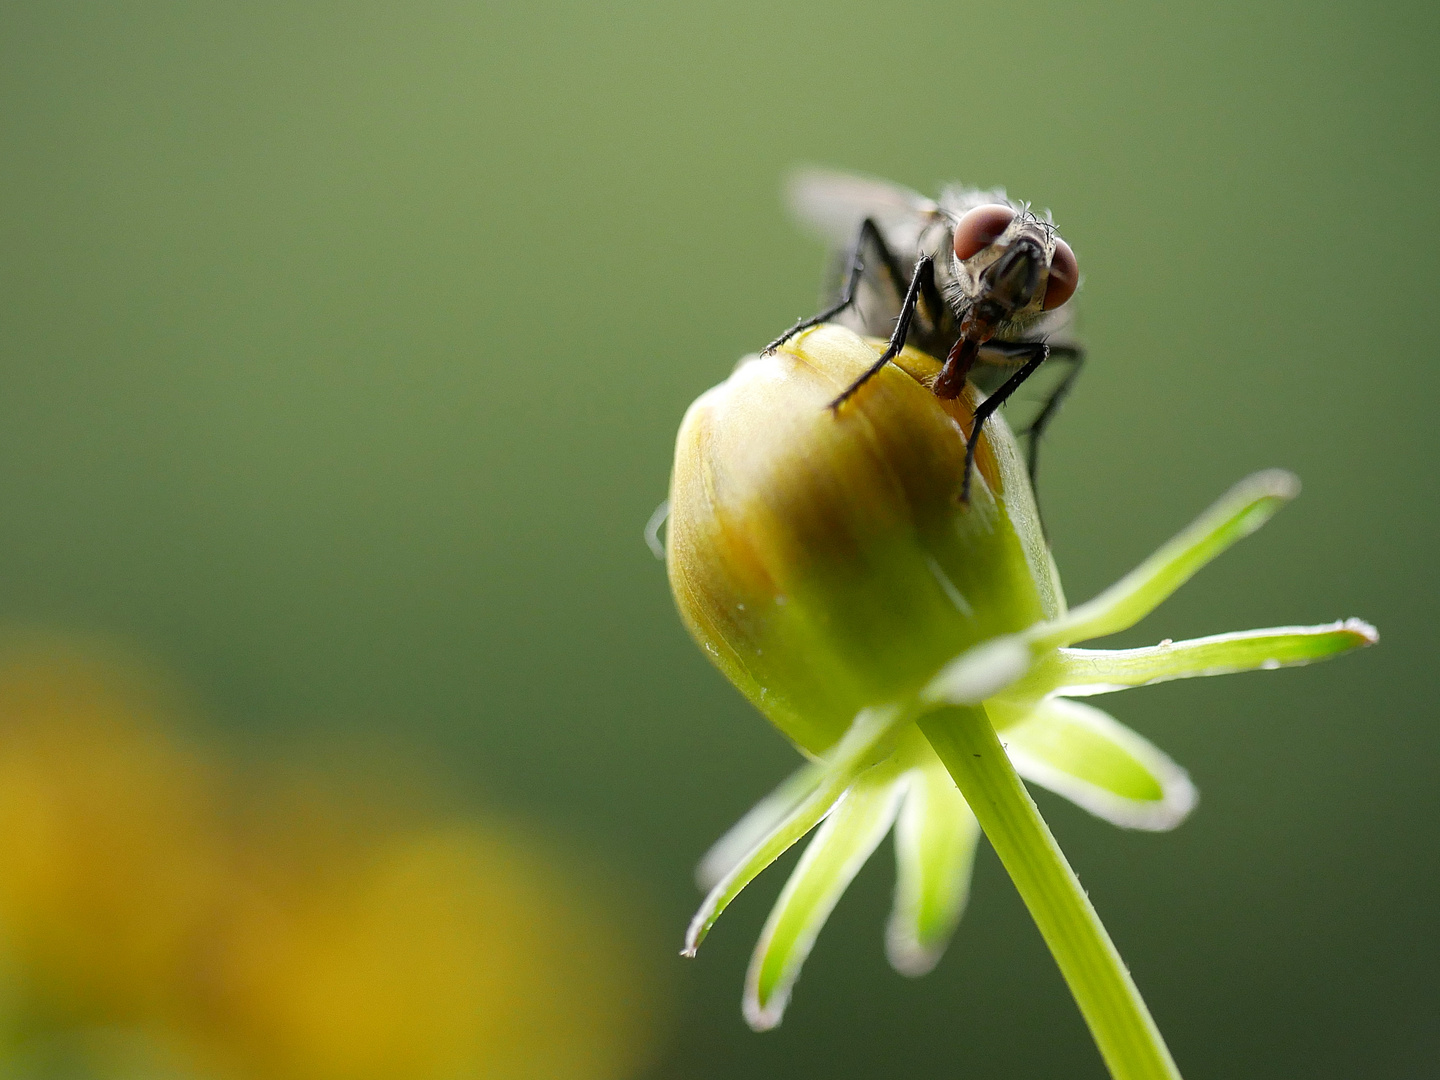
936, 183, 1014, 218
787, 168, 938, 250
788, 169, 946, 340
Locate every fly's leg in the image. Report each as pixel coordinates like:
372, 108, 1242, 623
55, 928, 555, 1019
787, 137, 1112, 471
1020, 346, 1085, 499
827, 255, 936, 412
763, 218, 908, 356
961, 342, 1050, 504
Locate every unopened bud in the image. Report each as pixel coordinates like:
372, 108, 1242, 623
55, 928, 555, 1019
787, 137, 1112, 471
666, 325, 1063, 755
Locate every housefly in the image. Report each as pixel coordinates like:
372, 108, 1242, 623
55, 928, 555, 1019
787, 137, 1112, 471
765, 168, 1084, 505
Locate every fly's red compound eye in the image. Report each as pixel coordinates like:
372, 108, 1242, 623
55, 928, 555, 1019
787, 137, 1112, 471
1042, 238, 1078, 310
952, 204, 1017, 260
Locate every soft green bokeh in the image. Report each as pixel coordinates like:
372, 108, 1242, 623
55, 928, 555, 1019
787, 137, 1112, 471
0, 1, 1435, 1076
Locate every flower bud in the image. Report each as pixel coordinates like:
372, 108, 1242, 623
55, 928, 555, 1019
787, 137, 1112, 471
666, 324, 1063, 756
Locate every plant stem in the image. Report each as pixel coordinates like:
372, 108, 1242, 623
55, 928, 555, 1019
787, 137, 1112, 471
919, 705, 1182, 1080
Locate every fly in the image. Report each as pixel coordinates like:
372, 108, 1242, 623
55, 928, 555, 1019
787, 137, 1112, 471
765, 168, 1084, 506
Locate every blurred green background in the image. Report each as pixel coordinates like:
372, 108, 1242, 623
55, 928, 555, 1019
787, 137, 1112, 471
0, 0, 1436, 1076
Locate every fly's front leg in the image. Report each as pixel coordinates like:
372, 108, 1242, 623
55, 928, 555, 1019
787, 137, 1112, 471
960, 342, 1049, 504
1021, 346, 1084, 498
763, 219, 906, 355
827, 254, 935, 412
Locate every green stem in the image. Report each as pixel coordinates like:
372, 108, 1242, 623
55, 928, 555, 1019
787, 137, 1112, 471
919, 705, 1182, 1080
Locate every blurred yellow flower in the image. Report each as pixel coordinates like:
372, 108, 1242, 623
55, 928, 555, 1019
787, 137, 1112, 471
0, 641, 225, 1027
0, 639, 659, 1080
201, 791, 655, 1080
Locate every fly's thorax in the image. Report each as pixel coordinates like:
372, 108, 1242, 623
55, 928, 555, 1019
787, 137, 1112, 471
666, 325, 1062, 756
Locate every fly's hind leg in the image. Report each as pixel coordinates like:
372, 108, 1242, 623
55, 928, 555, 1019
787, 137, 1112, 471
763, 218, 909, 356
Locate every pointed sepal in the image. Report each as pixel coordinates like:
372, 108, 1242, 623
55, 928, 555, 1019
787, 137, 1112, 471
885, 762, 981, 976
1051, 619, 1379, 697
684, 702, 909, 956
1031, 470, 1299, 649
1003, 698, 1197, 831
744, 765, 906, 1030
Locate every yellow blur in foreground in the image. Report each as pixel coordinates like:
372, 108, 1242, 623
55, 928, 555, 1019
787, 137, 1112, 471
0, 640, 658, 1080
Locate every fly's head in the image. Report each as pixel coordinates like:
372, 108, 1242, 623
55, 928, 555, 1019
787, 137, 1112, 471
948, 203, 1078, 338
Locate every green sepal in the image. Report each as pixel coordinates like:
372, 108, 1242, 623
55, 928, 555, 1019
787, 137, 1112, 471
684, 702, 910, 956
1050, 619, 1379, 696
1030, 471, 1300, 650
886, 761, 981, 976
696, 762, 824, 890
922, 635, 1033, 707
998, 698, 1196, 831
744, 764, 906, 1030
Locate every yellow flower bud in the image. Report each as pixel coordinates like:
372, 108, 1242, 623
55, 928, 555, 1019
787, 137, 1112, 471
666, 324, 1064, 756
